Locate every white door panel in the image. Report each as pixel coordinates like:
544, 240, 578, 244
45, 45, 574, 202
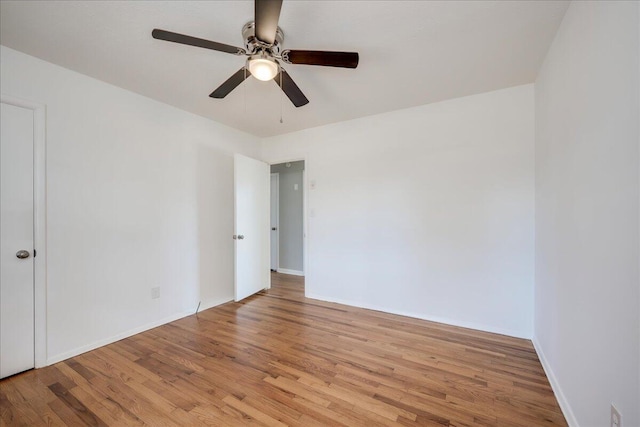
234, 154, 270, 301
1, 102, 35, 378
270, 173, 279, 271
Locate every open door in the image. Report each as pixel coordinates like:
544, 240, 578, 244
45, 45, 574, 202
1, 102, 35, 378
270, 173, 279, 271
234, 154, 270, 301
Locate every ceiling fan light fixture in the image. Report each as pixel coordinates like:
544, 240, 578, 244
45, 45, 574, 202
248, 54, 279, 81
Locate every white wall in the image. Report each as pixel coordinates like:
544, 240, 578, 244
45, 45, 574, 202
0, 46, 260, 363
262, 84, 535, 338
534, 2, 640, 426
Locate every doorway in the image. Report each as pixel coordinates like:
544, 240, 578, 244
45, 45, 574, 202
270, 161, 304, 277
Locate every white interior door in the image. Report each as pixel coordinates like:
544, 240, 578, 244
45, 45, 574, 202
234, 154, 270, 301
270, 173, 279, 271
1, 102, 35, 379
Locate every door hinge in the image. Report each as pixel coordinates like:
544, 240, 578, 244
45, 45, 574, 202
33, 249, 37, 257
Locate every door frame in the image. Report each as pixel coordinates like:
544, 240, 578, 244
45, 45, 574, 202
270, 173, 279, 272
268, 158, 307, 284
1, 94, 47, 368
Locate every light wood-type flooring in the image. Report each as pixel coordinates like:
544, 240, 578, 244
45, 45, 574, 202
1, 273, 567, 426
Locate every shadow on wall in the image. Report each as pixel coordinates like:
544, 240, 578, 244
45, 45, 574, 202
196, 144, 235, 306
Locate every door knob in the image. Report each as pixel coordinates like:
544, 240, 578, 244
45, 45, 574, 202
237, 235, 245, 240
16, 250, 30, 259
271, 227, 277, 231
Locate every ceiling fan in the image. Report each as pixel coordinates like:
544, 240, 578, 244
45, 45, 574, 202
152, 0, 359, 108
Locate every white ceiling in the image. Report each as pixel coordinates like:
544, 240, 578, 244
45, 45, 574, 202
0, 1, 568, 137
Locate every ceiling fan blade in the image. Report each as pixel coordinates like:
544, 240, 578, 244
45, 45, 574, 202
254, 0, 283, 45
282, 50, 359, 68
274, 69, 309, 108
209, 68, 250, 98
152, 29, 245, 55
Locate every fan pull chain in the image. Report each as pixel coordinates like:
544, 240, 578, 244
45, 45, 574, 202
279, 69, 283, 124
243, 66, 247, 115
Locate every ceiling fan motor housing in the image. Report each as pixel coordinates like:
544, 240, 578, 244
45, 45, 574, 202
242, 21, 284, 56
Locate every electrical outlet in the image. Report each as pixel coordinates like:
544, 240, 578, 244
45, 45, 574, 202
611, 404, 622, 427
151, 287, 160, 299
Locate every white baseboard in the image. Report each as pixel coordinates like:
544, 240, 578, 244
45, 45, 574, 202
305, 292, 530, 339
277, 268, 304, 276
198, 296, 233, 312
46, 297, 232, 366
532, 337, 579, 427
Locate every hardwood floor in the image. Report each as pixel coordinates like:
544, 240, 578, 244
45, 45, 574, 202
1, 273, 566, 426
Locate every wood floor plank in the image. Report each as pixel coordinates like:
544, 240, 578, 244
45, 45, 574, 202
0, 273, 567, 426
1, 381, 49, 426
48, 382, 108, 426
8, 377, 67, 426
